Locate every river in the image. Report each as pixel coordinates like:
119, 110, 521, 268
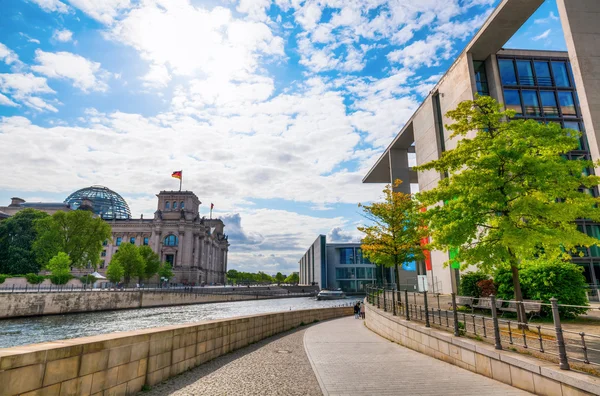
0, 297, 361, 349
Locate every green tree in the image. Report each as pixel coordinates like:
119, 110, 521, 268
358, 180, 428, 287
274, 272, 285, 285
284, 272, 299, 284
226, 269, 239, 284
106, 259, 124, 284
139, 246, 160, 281
111, 243, 144, 284
158, 262, 174, 282
257, 271, 274, 283
47, 252, 72, 284
0, 209, 49, 274
415, 95, 600, 326
34, 210, 112, 269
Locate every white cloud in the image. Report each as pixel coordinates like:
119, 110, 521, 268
28, 0, 69, 13
0, 73, 57, 112
66, 0, 130, 24
141, 64, 171, 88
387, 34, 454, 69
0, 93, 18, 107
53, 29, 73, 42
532, 29, 551, 41
534, 11, 559, 24
0, 42, 22, 67
32, 50, 110, 92
237, 0, 271, 21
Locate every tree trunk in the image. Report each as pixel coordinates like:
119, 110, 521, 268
510, 263, 528, 329
394, 263, 401, 290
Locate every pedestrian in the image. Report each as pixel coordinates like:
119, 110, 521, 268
354, 302, 360, 319
360, 302, 365, 319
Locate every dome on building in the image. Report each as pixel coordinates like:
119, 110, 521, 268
65, 185, 131, 219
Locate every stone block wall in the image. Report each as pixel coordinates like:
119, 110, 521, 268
365, 303, 600, 396
0, 306, 352, 395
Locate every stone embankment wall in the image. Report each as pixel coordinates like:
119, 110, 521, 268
0, 291, 291, 319
365, 303, 600, 396
0, 306, 352, 396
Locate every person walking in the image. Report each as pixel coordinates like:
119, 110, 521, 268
354, 302, 360, 319
360, 302, 365, 319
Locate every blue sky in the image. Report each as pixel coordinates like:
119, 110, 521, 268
0, 0, 565, 274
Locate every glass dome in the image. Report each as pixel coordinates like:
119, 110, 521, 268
65, 185, 131, 219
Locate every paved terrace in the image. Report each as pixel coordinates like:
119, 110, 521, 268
147, 316, 530, 395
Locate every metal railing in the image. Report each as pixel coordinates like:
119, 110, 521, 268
365, 284, 600, 372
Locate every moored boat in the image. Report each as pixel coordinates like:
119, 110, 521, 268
316, 289, 346, 300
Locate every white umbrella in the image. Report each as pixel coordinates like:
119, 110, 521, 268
90, 271, 106, 279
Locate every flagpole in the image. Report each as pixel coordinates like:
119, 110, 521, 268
179, 172, 182, 192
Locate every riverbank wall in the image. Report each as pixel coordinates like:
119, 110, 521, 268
0, 306, 352, 396
0, 290, 315, 319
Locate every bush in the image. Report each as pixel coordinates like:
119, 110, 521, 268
476, 279, 496, 297
0, 274, 7, 284
50, 273, 73, 285
80, 275, 97, 285
25, 273, 45, 284
459, 272, 489, 297
494, 260, 588, 318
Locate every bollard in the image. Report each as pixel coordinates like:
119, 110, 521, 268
551, 298, 570, 370
451, 293, 460, 336
490, 295, 502, 350
424, 290, 430, 327
405, 289, 410, 321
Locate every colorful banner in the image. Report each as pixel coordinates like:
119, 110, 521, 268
402, 261, 417, 271
419, 207, 432, 271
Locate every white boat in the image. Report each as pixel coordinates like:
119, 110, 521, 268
316, 289, 346, 300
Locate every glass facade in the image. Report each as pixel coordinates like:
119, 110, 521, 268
65, 186, 131, 220
473, 61, 489, 96
339, 248, 354, 264
143, 237, 149, 246
130, 237, 135, 244
164, 235, 178, 246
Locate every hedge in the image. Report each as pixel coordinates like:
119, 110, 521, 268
25, 273, 45, 284
459, 272, 490, 298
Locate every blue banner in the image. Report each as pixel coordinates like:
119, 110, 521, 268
402, 261, 416, 271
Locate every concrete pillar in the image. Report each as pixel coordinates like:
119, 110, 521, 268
176, 232, 183, 267
389, 149, 411, 194
193, 235, 200, 268
182, 228, 193, 268
557, 0, 600, 167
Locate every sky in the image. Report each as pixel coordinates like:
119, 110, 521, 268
0, 0, 566, 275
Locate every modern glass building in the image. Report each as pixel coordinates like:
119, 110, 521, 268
65, 185, 131, 220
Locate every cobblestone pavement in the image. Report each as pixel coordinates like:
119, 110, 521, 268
143, 326, 321, 396
304, 316, 532, 396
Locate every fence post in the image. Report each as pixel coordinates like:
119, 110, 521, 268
404, 289, 410, 321
424, 290, 431, 327
377, 288, 381, 309
383, 287, 387, 312
490, 295, 502, 350
551, 297, 570, 370
392, 287, 397, 316
451, 292, 460, 337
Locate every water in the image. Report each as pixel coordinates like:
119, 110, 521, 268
0, 297, 360, 349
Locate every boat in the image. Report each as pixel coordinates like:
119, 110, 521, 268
316, 289, 346, 300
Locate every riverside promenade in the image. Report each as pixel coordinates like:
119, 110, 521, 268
146, 316, 529, 395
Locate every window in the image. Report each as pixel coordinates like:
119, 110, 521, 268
164, 234, 178, 246
165, 201, 170, 210
365, 268, 374, 279
552, 62, 571, 87
116, 237, 122, 246
165, 254, 175, 266
503, 89, 522, 115
143, 237, 149, 246
173, 201, 177, 209
130, 237, 135, 244
100, 260, 105, 269
516, 60, 534, 86
534, 61, 552, 86
564, 122, 584, 150
336, 267, 355, 279
587, 225, 600, 257
499, 59, 517, 85
521, 90, 540, 116
539, 91, 558, 117
101, 250, 106, 257
558, 91, 577, 116
180, 201, 185, 209
339, 248, 354, 264
356, 267, 366, 279
102, 240, 108, 246
336, 280, 356, 292
473, 61, 489, 96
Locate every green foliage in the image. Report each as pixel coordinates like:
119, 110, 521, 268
47, 252, 71, 276
226, 270, 274, 284
139, 246, 160, 280
34, 210, 112, 270
25, 273, 45, 284
0, 274, 7, 284
111, 243, 144, 284
284, 273, 299, 284
459, 272, 490, 298
50, 273, 73, 285
494, 260, 588, 317
158, 262, 174, 281
274, 272, 286, 284
106, 259, 124, 283
0, 209, 49, 275
80, 274, 97, 284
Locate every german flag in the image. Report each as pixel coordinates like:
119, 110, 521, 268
171, 171, 182, 180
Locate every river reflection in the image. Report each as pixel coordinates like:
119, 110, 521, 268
0, 297, 360, 348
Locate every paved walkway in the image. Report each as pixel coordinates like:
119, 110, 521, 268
304, 317, 531, 396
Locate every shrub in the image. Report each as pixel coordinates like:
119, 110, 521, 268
50, 273, 73, 285
0, 274, 7, 284
80, 275, 97, 285
459, 272, 489, 297
476, 279, 496, 297
25, 273, 45, 284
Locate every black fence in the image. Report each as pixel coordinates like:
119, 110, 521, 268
365, 284, 600, 372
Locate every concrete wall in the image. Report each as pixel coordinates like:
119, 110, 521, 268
0, 306, 352, 396
0, 291, 292, 319
365, 303, 600, 396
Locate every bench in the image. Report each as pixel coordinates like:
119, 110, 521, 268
448, 296, 473, 308
499, 300, 542, 320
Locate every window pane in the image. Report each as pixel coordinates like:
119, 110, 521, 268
116, 237, 122, 246
180, 201, 185, 209
336, 267, 355, 279
173, 201, 177, 209
564, 121, 584, 150
356, 267, 366, 279
503, 89, 522, 115
588, 225, 600, 257
473, 61, 489, 96
539, 91, 558, 117
335, 280, 356, 292
558, 91, 577, 116
130, 237, 135, 244
499, 59, 517, 85
339, 248, 354, 264
143, 237, 149, 246
534, 61, 552, 86
365, 268, 373, 279
165, 201, 170, 209
516, 60, 534, 86
552, 62, 570, 87
521, 90, 540, 116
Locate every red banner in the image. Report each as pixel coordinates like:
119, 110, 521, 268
420, 207, 432, 271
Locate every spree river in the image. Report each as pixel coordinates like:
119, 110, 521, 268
0, 297, 360, 349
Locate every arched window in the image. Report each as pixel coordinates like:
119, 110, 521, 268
180, 201, 185, 209
164, 235, 178, 246
173, 201, 178, 209
165, 201, 170, 210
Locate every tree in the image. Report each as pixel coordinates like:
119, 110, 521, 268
415, 95, 600, 326
284, 272, 299, 284
34, 210, 112, 269
47, 252, 71, 276
139, 246, 160, 281
158, 262, 174, 282
106, 259, 124, 284
274, 272, 286, 285
226, 269, 239, 284
358, 180, 428, 287
111, 243, 144, 284
0, 209, 49, 274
